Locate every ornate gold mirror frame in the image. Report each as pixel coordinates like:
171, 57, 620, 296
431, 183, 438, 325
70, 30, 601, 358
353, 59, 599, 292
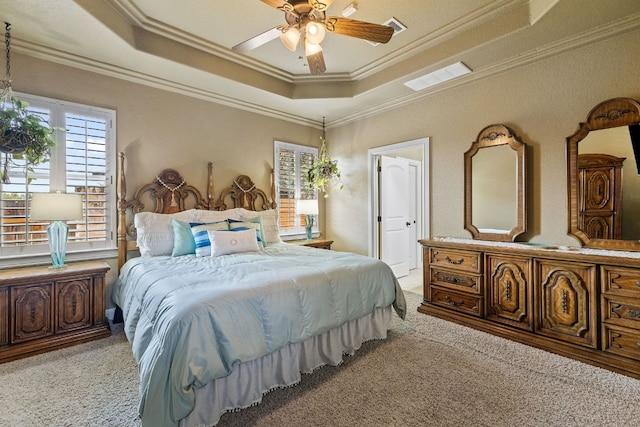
464, 124, 527, 242
567, 97, 640, 251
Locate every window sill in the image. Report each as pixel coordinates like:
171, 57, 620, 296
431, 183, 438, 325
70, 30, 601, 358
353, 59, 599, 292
0, 247, 118, 269
281, 232, 320, 241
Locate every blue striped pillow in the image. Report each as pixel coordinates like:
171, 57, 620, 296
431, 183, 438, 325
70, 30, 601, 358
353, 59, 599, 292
189, 221, 229, 257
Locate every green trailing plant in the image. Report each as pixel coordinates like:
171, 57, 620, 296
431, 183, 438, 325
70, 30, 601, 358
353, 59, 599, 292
0, 97, 58, 182
307, 136, 343, 195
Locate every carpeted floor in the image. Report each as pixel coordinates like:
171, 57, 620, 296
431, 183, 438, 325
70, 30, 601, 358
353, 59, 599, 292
1, 291, 639, 427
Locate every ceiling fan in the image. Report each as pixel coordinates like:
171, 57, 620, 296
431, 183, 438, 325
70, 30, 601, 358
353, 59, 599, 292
232, 0, 395, 75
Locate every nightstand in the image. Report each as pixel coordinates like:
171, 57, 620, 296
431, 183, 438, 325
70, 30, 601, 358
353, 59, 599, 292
290, 239, 333, 250
0, 261, 111, 363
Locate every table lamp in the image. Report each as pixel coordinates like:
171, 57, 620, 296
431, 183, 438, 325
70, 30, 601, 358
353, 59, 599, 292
30, 192, 83, 268
298, 199, 318, 241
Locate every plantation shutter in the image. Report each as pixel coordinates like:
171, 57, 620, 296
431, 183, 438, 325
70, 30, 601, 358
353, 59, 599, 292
274, 141, 318, 237
277, 147, 297, 230
65, 112, 109, 244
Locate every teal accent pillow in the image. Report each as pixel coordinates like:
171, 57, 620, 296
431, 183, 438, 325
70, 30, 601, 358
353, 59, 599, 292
190, 221, 229, 257
229, 217, 265, 247
171, 219, 197, 257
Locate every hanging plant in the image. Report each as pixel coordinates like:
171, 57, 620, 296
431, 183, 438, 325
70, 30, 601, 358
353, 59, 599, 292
307, 118, 343, 195
0, 98, 58, 183
0, 22, 58, 183
0, 98, 56, 159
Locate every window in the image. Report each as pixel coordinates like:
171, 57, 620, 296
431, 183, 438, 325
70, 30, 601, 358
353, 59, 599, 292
274, 140, 318, 238
0, 93, 116, 264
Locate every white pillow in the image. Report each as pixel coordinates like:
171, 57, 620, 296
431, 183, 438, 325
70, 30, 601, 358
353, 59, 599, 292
193, 208, 245, 223
240, 208, 282, 245
134, 210, 199, 256
208, 229, 261, 257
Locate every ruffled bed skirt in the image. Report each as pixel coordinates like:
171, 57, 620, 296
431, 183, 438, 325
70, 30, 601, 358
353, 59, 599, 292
180, 305, 393, 427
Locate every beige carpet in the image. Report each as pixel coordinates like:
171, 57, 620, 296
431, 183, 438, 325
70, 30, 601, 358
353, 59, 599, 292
1, 291, 639, 427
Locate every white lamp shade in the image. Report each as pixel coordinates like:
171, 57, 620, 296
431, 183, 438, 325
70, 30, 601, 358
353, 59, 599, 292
305, 21, 326, 45
30, 193, 83, 221
304, 39, 323, 56
280, 26, 301, 51
298, 199, 319, 215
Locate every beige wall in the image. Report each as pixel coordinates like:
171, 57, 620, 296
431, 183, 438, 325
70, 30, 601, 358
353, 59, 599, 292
326, 28, 640, 254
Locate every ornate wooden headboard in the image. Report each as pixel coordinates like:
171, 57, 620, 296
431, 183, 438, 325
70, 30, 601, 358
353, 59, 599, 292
211, 174, 276, 212
117, 152, 276, 270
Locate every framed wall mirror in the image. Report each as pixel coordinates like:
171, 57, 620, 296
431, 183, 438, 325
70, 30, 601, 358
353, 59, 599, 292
567, 97, 640, 251
464, 124, 527, 242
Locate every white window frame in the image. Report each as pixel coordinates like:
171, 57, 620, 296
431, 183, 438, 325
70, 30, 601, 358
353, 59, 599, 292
0, 92, 117, 268
274, 140, 319, 240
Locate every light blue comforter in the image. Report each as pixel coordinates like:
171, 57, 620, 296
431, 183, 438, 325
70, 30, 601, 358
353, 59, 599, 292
113, 243, 406, 427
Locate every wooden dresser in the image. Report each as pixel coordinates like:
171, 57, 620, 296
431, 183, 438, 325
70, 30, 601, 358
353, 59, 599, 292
419, 238, 640, 379
0, 261, 111, 363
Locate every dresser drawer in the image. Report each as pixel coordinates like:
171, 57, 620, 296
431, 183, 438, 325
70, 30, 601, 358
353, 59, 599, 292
601, 266, 640, 297
430, 286, 483, 317
429, 248, 481, 273
602, 324, 640, 362
603, 295, 640, 329
430, 267, 481, 294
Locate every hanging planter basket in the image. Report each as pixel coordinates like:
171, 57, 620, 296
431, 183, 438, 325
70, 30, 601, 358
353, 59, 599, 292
0, 126, 31, 154
0, 99, 58, 184
307, 119, 343, 196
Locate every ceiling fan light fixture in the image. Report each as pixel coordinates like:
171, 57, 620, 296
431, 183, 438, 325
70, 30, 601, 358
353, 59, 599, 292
280, 26, 301, 51
304, 39, 323, 56
305, 21, 326, 45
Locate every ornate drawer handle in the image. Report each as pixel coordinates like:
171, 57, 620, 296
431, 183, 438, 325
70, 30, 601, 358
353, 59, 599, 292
441, 275, 469, 286
444, 295, 464, 307
561, 290, 568, 314
445, 256, 464, 265
636, 281, 640, 287
505, 280, 512, 301
629, 310, 640, 319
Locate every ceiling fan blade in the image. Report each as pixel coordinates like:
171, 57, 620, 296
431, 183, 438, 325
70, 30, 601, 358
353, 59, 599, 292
325, 17, 394, 44
232, 27, 282, 53
308, 0, 335, 12
261, 0, 296, 14
306, 50, 326, 75
261, 0, 288, 9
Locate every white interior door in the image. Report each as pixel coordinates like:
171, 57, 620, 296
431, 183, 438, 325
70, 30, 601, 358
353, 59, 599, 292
407, 162, 417, 270
380, 156, 410, 278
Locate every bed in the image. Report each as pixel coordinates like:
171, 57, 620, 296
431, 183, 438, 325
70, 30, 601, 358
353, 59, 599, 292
113, 153, 406, 427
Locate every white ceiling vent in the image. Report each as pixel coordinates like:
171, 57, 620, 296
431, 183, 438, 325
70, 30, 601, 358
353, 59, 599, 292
404, 62, 472, 91
367, 17, 406, 46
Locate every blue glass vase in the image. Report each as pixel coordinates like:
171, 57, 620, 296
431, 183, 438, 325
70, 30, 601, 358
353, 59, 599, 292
48, 221, 69, 268
305, 215, 314, 241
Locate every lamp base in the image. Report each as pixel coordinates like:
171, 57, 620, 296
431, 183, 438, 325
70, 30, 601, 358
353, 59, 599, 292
305, 214, 314, 242
47, 220, 69, 268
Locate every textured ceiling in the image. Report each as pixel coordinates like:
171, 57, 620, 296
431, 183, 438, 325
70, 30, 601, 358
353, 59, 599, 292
1, 0, 639, 128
